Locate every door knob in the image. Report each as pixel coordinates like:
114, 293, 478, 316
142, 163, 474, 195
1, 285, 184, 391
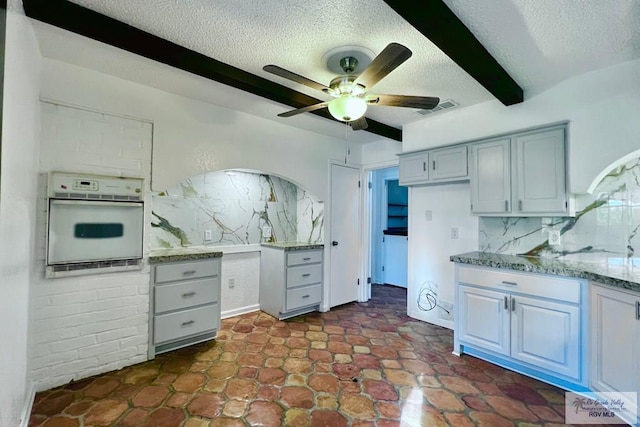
332, 241, 339, 246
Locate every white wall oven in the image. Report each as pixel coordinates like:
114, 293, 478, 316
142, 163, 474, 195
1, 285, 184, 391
46, 172, 144, 278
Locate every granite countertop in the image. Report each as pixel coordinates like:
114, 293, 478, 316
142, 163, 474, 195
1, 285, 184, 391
450, 251, 640, 293
261, 242, 324, 251
149, 247, 223, 264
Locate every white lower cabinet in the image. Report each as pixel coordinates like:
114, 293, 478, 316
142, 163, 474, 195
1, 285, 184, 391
590, 282, 640, 423
455, 265, 585, 387
260, 245, 323, 320
458, 285, 510, 355
510, 294, 580, 378
149, 257, 222, 358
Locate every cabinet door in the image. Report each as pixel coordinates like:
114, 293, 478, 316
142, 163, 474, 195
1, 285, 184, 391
514, 127, 567, 213
510, 295, 580, 379
470, 138, 511, 214
398, 152, 429, 185
430, 145, 468, 180
590, 284, 640, 400
458, 285, 510, 356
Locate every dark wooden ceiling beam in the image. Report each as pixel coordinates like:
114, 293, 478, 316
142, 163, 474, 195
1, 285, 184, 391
384, 0, 523, 106
22, 0, 402, 141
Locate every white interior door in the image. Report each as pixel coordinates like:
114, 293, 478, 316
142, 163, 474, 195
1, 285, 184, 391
330, 163, 361, 307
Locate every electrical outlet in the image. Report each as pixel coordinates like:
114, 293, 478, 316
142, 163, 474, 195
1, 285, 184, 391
262, 226, 272, 239
549, 228, 561, 246
228, 278, 235, 288
451, 227, 459, 239
204, 229, 212, 241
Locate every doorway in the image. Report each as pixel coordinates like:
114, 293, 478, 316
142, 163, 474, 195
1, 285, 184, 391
370, 167, 408, 288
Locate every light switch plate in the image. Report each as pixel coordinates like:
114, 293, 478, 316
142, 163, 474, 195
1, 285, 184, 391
204, 230, 212, 241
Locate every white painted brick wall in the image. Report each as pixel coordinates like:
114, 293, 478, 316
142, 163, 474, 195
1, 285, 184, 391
30, 102, 153, 391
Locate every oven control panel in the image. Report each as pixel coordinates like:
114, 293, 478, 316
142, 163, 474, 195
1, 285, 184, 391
48, 172, 144, 200
73, 179, 99, 191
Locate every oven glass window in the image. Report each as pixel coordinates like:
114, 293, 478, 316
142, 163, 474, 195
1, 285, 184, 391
74, 223, 124, 238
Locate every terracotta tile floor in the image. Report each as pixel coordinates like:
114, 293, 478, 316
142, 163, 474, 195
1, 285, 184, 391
29, 284, 619, 427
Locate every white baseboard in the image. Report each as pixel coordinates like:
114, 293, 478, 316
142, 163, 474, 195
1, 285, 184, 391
19, 381, 36, 427
221, 304, 260, 319
407, 310, 454, 330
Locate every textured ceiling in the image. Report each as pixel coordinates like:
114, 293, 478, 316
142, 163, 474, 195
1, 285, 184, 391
30, 0, 640, 142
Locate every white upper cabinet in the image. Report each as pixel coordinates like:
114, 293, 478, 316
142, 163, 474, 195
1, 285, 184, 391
430, 145, 468, 181
470, 138, 511, 214
399, 145, 468, 186
514, 127, 567, 213
470, 124, 569, 216
398, 151, 429, 185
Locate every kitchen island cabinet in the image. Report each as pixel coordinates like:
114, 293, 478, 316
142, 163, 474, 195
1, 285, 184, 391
455, 264, 584, 388
260, 243, 323, 320
451, 251, 640, 397
148, 249, 222, 358
590, 282, 639, 425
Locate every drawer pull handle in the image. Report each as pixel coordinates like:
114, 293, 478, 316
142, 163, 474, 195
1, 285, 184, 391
303, 257, 311, 261
501, 281, 518, 286
302, 273, 311, 277
302, 295, 310, 299
182, 292, 196, 298
504, 296, 508, 310
182, 270, 197, 276
511, 297, 516, 311
636, 301, 640, 320
181, 320, 195, 326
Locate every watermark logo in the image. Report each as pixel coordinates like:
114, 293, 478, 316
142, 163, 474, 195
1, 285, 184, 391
565, 391, 637, 425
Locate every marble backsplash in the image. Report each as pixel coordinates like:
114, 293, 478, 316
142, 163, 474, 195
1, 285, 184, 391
480, 156, 640, 264
150, 170, 323, 249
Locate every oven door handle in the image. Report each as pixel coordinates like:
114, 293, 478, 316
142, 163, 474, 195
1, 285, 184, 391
49, 199, 142, 208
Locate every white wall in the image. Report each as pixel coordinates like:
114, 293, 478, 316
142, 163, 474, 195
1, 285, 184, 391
219, 250, 261, 318
0, 6, 42, 426
403, 59, 640, 194
407, 184, 478, 328
31, 103, 153, 391
40, 59, 367, 201
29, 57, 381, 390
361, 139, 402, 167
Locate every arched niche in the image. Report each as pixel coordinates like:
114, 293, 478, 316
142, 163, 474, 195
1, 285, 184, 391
150, 169, 324, 249
586, 149, 640, 194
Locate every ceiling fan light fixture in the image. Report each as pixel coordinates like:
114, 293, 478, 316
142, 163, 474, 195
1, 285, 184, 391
328, 95, 367, 122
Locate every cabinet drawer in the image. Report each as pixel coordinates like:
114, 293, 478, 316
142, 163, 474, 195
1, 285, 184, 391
154, 304, 219, 344
458, 266, 581, 303
154, 259, 220, 284
287, 264, 322, 288
155, 278, 219, 314
286, 284, 322, 311
287, 250, 322, 267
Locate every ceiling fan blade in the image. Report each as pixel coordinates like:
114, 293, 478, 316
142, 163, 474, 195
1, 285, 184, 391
354, 43, 412, 89
277, 101, 330, 118
263, 65, 330, 93
371, 94, 440, 109
349, 117, 368, 131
